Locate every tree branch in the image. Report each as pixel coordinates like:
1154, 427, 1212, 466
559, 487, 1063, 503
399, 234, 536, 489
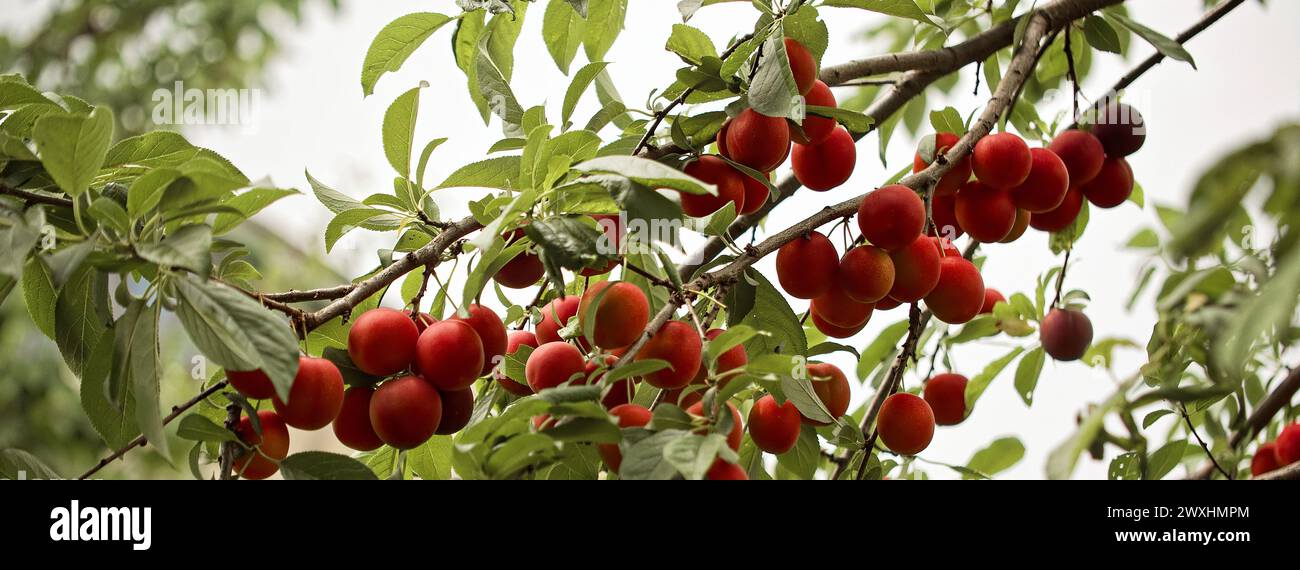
1254, 460, 1300, 481
1077, 0, 1247, 121
1189, 366, 1300, 479
0, 184, 74, 208
77, 380, 229, 480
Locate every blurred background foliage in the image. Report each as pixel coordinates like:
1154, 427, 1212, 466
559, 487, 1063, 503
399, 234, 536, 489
0, 0, 343, 478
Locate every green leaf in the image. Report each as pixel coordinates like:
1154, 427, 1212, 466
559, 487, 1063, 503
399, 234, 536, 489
325, 208, 404, 253
437, 156, 523, 190
172, 275, 300, 401
664, 433, 725, 479
476, 42, 525, 136
775, 425, 820, 478
360, 13, 455, 96
666, 24, 717, 65
21, 257, 57, 339
80, 326, 140, 449
0, 449, 61, 480
54, 264, 108, 377
32, 106, 114, 197
127, 168, 180, 218
583, 0, 627, 62
857, 320, 909, 380
747, 25, 800, 120
1083, 15, 1122, 54
781, 372, 834, 424
136, 224, 212, 276
407, 436, 455, 480
620, 429, 688, 480
542, 0, 589, 74
573, 156, 715, 195
120, 300, 167, 459
806, 105, 873, 134
177, 414, 238, 443
1046, 379, 1134, 480
966, 436, 1025, 478
383, 86, 422, 179
562, 61, 609, 127
928, 107, 965, 136
736, 270, 807, 357
280, 451, 380, 480
963, 347, 1025, 412
822, 0, 930, 23
212, 187, 299, 234
1104, 10, 1196, 69
1145, 439, 1188, 480
1142, 409, 1173, 429
1013, 347, 1045, 406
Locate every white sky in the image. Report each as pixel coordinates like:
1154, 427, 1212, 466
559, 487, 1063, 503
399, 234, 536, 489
9, 0, 1300, 479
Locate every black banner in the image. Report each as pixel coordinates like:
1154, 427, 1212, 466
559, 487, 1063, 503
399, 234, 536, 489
0, 481, 1283, 556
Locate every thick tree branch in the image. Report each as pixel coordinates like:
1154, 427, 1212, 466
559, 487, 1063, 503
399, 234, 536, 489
300, 216, 482, 331
262, 285, 355, 303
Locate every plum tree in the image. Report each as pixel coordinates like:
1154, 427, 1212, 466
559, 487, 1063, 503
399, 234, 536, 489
877, 393, 935, 455
525, 341, 587, 392
792, 80, 837, 145
838, 245, 895, 303
811, 281, 875, 328
923, 373, 970, 426
1251, 442, 1280, 476
1081, 157, 1134, 208
1029, 187, 1085, 232
914, 132, 973, 197
791, 126, 856, 191
980, 288, 1006, 314
955, 181, 1017, 242
857, 184, 925, 251
1040, 309, 1094, 361
496, 331, 539, 396
369, 375, 442, 450
333, 386, 384, 452
536, 295, 580, 345
687, 400, 743, 451
888, 236, 942, 302
972, 132, 1032, 188
434, 387, 473, 435
452, 304, 507, 376
776, 231, 839, 299
598, 404, 653, 474
1087, 102, 1146, 157
1048, 129, 1106, 186
681, 155, 746, 217
1010, 148, 1070, 213
272, 356, 345, 431
494, 229, 545, 289
347, 307, 419, 377
785, 38, 817, 95
924, 256, 985, 325
748, 394, 801, 454
579, 281, 650, 349
805, 362, 851, 425
637, 321, 703, 389
726, 108, 791, 172
233, 411, 291, 480
415, 320, 486, 391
